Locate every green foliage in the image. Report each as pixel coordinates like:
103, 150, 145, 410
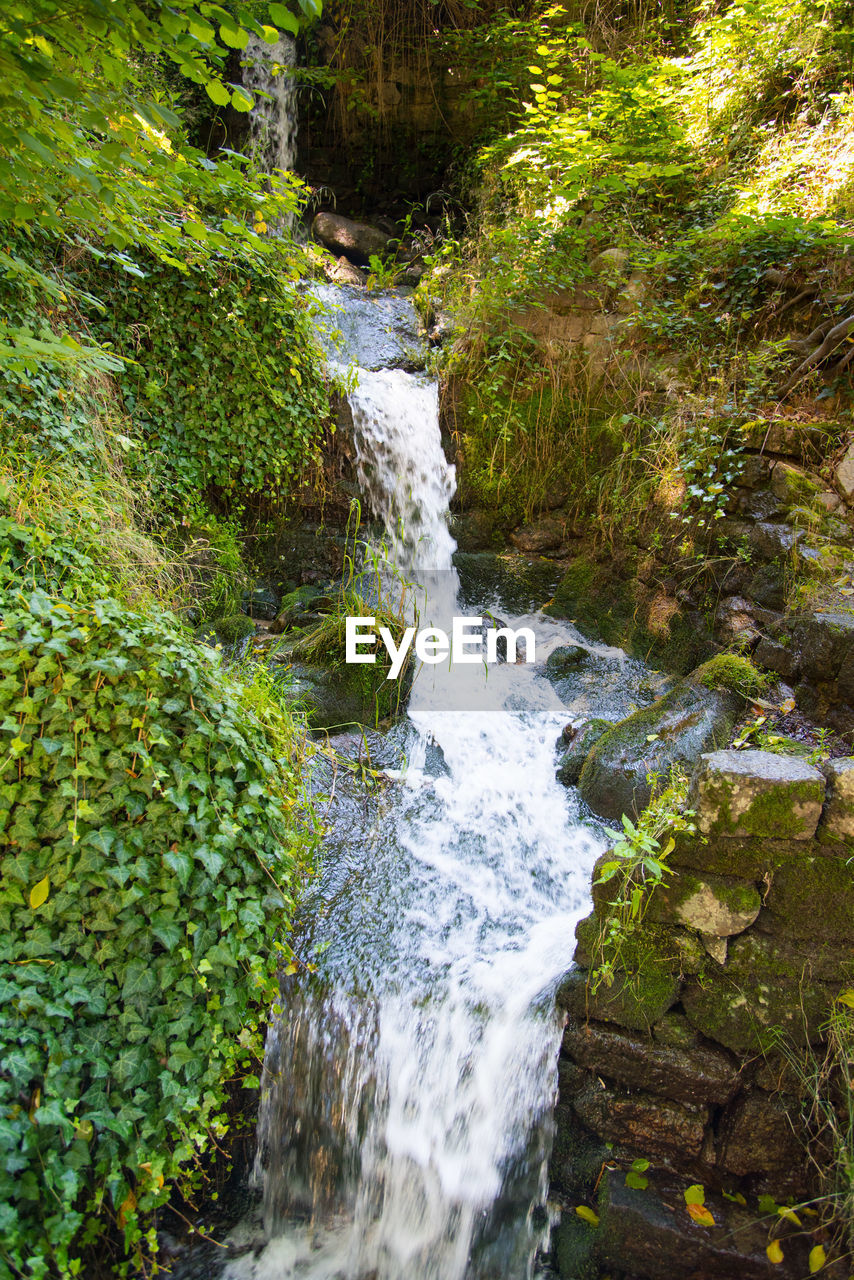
0, 586, 316, 1277
88, 254, 330, 503
0, 0, 324, 373
590, 769, 695, 993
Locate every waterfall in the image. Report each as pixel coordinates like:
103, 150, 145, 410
217, 289, 608, 1280
244, 34, 298, 180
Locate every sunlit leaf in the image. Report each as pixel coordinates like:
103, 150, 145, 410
29, 875, 50, 909
808, 1244, 826, 1273
687, 1203, 715, 1226
575, 1205, 600, 1226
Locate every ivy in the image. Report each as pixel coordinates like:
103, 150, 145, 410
91, 255, 331, 502
0, 583, 316, 1276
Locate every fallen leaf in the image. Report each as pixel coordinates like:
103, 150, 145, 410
687, 1203, 716, 1227
808, 1243, 826, 1273
575, 1205, 599, 1226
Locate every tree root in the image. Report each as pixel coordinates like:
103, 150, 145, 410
781, 312, 854, 396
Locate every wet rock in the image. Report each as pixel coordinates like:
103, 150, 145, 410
749, 521, 802, 561
717, 1091, 807, 1181
820, 756, 854, 838
571, 1079, 708, 1162
692, 750, 825, 840
312, 212, 391, 263
731, 488, 787, 521
556, 717, 612, 786
596, 1169, 814, 1280
578, 679, 740, 820
562, 1019, 740, 1105
241, 585, 279, 621
646, 870, 761, 937
449, 511, 498, 552
556, 964, 681, 1035
509, 517, 564, 553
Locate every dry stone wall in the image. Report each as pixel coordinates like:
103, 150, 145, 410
551, 748, 854, 1280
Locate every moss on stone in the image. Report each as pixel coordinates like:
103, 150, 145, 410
765, 854, 854, 941
693, 653, 767, 699
544, 555, 713, 675
557, 963, 681, 1034
214, 612, 256, 643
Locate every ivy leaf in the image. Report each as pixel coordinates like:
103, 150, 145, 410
29, 875, 50, 909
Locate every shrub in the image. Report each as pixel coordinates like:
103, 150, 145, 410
0, 588, 314, 1276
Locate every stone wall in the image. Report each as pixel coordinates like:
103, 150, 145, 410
551, 748, 854, 1279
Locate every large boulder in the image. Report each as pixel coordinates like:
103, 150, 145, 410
311, 212, 392, 263
577, 673, 740, 819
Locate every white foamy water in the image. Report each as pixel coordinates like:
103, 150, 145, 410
244, 33, 298, 184
217, 288, 605, 1280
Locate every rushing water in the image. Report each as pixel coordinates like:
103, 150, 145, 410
193, 288, 655, 1280
245, 33, 298, 184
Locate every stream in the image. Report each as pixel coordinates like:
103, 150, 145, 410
176, 286, 660, 1280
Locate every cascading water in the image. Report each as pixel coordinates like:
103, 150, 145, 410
244, 34, 298, 182
201, 288, 656, 1280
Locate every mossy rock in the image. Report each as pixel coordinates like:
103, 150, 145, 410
556, 718, 613, 787
551, 1213, 600, 1280
578, 676, 740, 820
543, 554, 713, 675
692, 750, 825, 840
284, 660, 409, 731
681, 968, 841, 1052
557, 962, 681, 1034
668, 833, 805, 880
764, 854, 854, 941
214, 612, 256, 644
693, 653, 767, 699
645, 869, 761, 938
